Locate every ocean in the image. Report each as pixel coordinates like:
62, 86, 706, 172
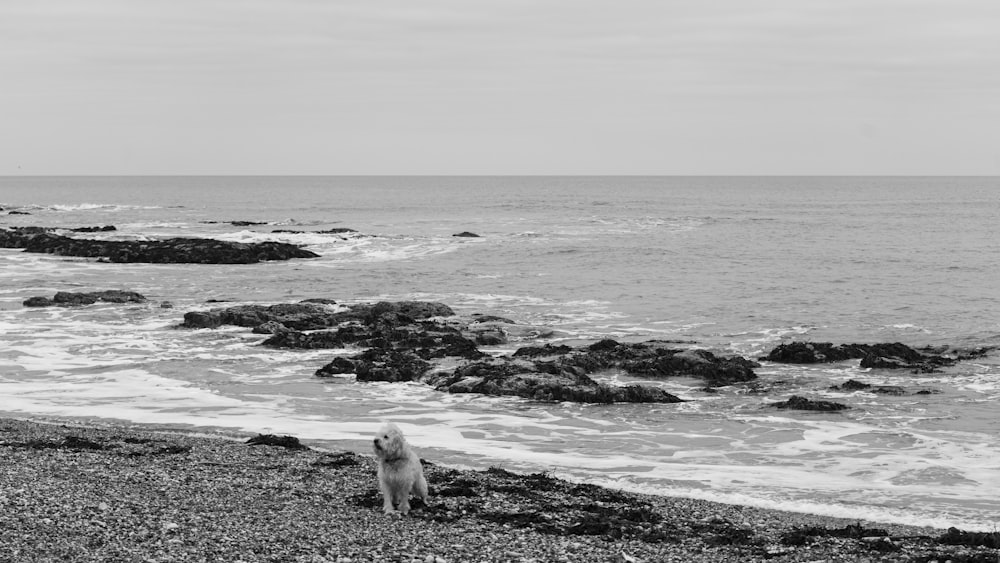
1, 176, 998, 531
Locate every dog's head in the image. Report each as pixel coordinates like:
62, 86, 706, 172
373, 422, 406, 460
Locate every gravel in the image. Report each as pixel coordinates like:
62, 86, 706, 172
1, 417, 996, 563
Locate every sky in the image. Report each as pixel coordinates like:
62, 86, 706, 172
2, 0, 999, 175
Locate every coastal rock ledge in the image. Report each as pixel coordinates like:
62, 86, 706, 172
763, 341, 993, 373
180, 299, 761, 404
23, 290, 147, 307
0, 227, 318, 264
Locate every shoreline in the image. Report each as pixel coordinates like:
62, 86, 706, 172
3, 417, 997, 562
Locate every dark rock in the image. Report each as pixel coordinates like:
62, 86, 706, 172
8, 210, 30, 215
0, 227, 318, 263
261, 326, 365, 348
858, 342, 929, 369
68, 225, 116, 232
272, 228, 358, 234
763, 342, 865, 363
351, 349, 432, 382
245, 434, 309, 450
513, 344, 575, 358
181, 311, 223, 328
186, 300, 451, 332
23, 290, 147, 307
769, 395, 849, 411
830, 379, 906, 395
453, 232, 480, 237
202, 220, 268, 226
300, 298, 338, 305
367, 301, 455, 322
182, 302, 354, 330
159, 301, 174, 309
315, 357, 357, 377
473, 328, 507, 346
919, 345, 995, 362
252, 321, 289, 335
764, 341, 976, 373
567, 341, 758, 386
424, 358, 683, 404
470, 314, 516, 324
834, 379, 873, 391
373, 323, 484, 360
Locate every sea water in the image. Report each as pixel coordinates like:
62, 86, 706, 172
1, 176, 998, 531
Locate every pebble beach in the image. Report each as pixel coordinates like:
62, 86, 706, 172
2, 417, 997, 563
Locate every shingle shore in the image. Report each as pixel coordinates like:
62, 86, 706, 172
1, 417, 996, 563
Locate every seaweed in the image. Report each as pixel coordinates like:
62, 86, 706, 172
245, 434, 310, 450
938, 528, 1000, 549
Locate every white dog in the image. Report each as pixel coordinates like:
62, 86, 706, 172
372, 422, 429, 515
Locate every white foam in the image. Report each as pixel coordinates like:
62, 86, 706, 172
40, 203, 163, 212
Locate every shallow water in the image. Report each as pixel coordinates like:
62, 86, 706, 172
1, 176, 998, 530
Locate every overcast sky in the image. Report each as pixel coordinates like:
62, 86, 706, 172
2, 1, 998, 175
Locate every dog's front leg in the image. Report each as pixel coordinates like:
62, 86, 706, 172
379, 484, 396, 514
397, 496, 411, 516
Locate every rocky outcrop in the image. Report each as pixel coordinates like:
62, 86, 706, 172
762, 341, 988, 373
183, 302, 360, 330
829, 379, 906, 395
769, 395, 849, 412
763, 342, 868, 364
452, 232, 480, 238
183, 300, 456, 332
69, 225, 117, 233
314, 322, 752, 403
422, 358, 683, 404
23, 290, 147, 307
0, 227, 318, 264
201, 220, 268, 227
346, 349, 433, 383
562, 340, 759, 387
184, 299, 756, 404
272, 228, 358, 235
